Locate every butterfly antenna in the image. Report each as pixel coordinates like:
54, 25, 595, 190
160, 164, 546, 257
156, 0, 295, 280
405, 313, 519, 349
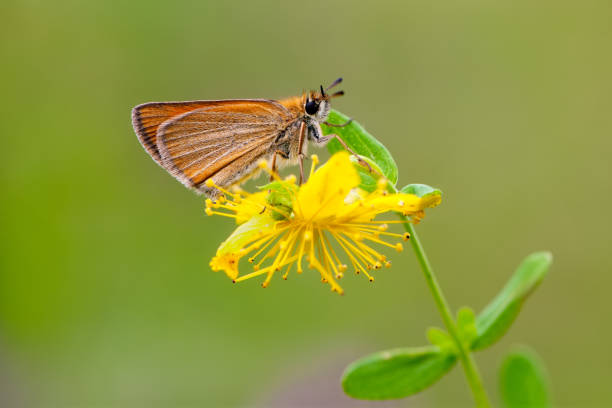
325, 77, 343, 91
330, 90, 344, 98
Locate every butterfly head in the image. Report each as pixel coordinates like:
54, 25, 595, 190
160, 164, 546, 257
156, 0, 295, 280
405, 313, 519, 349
304, 77, 344, 122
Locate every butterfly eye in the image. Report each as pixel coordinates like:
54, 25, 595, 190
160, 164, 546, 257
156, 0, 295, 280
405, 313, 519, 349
305, 99, 319, 115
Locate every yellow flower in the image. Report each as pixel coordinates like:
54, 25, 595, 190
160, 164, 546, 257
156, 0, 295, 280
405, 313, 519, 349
206, 152, 440, 294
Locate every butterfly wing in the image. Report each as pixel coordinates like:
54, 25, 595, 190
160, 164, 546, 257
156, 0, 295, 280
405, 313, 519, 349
132, 101, 214, 166
133, 100, 295, 191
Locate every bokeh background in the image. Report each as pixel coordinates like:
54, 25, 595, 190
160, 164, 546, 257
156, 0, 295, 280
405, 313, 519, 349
2, 1, 611, 406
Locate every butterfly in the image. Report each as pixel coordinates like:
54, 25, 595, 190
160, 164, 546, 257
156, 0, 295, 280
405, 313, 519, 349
132, 78, 364, 199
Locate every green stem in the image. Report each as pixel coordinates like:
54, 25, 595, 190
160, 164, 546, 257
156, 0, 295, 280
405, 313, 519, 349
401, 217, 492, 407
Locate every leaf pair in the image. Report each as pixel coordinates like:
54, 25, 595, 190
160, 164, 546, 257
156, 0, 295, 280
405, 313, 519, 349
341, 252, 552, 400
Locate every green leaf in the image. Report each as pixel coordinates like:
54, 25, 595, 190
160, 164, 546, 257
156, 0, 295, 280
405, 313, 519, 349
349, 155, 384, 192
342, 346, 457, 400
456, 307, 478, 347
500, 347, 551, 408
400, 184, 442, 199
426, 327, 456, 353
322, 109, 398, 186
472, 252, 552, 351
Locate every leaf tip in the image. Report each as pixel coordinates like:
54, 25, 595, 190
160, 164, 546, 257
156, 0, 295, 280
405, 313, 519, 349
533, 251, 553, 265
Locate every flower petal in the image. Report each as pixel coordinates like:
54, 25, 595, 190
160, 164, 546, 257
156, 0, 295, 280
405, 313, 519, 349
210, 215, 276, 279
295, 152, 360, 220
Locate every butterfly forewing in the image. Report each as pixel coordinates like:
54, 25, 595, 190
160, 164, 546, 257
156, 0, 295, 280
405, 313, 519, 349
132, 101, 214, 165
145, 100, 294, 190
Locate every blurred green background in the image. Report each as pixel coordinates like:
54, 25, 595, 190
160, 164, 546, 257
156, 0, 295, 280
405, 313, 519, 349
1, 0, 611, 406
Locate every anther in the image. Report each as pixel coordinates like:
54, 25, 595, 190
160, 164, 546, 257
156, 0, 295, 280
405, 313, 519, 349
205, 208, 213, 216
205, 179, 215, 188
403, 232, 410, 241
395, 243, 404, 252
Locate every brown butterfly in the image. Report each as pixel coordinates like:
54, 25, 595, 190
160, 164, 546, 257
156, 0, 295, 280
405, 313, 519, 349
132, 78, 365, 199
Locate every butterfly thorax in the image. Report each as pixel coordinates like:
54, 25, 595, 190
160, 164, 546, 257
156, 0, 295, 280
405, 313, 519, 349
278, 95, 306, 118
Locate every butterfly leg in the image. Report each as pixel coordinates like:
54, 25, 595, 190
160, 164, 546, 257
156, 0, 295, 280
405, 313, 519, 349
314, 133, 376, 175
270, 151, 278, 181
297, 121, 307, 184
298, 152, 305, 185
270, 150, 290, 181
